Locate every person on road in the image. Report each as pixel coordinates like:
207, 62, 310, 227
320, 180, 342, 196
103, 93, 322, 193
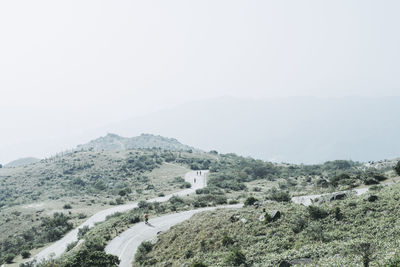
145, 212, 149, 224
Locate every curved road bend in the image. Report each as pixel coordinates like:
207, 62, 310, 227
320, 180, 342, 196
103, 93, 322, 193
30, 170, 209, 263
105, 204, 243, 267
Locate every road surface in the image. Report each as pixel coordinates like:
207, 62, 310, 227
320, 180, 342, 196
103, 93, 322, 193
105, 204, 243, 267
29, 170, 208, 263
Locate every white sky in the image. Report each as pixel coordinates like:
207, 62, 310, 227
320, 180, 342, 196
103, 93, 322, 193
1, 0, 400, 162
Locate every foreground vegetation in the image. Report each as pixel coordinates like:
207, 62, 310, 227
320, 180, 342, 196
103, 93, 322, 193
138, 182, 400, 266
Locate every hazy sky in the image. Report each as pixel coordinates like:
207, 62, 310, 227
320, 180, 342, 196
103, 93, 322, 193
1, 1, 400, 162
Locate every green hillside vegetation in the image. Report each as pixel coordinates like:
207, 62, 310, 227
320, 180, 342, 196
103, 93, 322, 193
0, 137, 396, 266
205, 154, 395, 203
0, 148, 217, 265
138, 183, 400, 266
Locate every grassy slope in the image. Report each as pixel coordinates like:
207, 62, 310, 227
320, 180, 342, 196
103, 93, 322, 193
142, 183, 400, 266
0, 149, 210, 265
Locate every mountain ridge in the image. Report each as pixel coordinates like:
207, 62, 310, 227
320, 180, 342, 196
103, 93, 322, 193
76, 133, 199, 152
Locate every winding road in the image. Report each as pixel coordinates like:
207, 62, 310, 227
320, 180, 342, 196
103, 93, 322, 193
105, 204, 243, 267
30, 170, 209, 263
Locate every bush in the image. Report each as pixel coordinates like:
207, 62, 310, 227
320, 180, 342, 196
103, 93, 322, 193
66, 241, 78, 252
169, 196, 184, 205
78, 225, 90, 239
191, 262, 208, 267
21, 250, 31, 259
4, 254, 15, 264
266, 188, 290, 202
333, 207, 343, 221
244, 197, 258, 206
135, 241, 153, 264
78, 213, 87, 219
64, 249, 119, 267
225, 248, 246, 266
63, 204, 72, 209
292, 216, 307, 233
307, 205, 328, 220
222, 233, 234, 246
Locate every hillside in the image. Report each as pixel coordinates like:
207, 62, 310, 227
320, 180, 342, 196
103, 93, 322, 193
0, 148, 217, 265
138, 183, 400, 266
76, 133, 199, 152
5, 157, 40, 168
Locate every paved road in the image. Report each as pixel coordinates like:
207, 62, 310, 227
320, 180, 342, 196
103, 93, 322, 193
30, 170, 208, 263
105, 204, 243, 267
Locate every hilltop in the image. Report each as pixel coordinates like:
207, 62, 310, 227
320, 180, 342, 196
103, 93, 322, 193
5, 157, 40, 168
76, 133, 199, 152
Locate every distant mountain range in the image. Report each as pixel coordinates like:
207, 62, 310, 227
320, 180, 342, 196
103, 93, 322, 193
106, 96, 400, 164
5, 157, 40, 168
76, 133, 198, 152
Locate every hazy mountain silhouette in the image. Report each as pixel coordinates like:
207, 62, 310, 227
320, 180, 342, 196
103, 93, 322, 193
76, 133, 198, 152
107, 96, 400, 164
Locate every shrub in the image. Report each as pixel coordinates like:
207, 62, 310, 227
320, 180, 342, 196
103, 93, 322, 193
169, 196, 184, 205
21, 250, 31, 259
191, 262, 208, 267
266, 188, 290, 202
138, 200, 151, 209
185, 249, 194, 259
78, 213, 87, 219
63, 204, 72, 209
64, 249, 119, 267
307, 205, 328, 220
292, 216, 307, 233
85, 236, 106, 251
244, 197, 258, 206
222, 233, 234, 247
135, 241, 153, 264
225, 248, 246, 266
333, 207, 343, 221
78, 225, 90, 239
66, 241, 78, 252
4, 254, 15, 264
364, 178, 379, 185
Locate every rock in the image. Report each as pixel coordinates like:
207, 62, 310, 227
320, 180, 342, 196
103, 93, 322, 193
253, 201, 260, 208
365, 195, 378, 202
365, 210, 373, 215
279, 260, 291, 267
330, 192, 347, 201
241, 218, 247, 224
230, 214, 240, 222
157, 231, 162, 235
150, 237, 158, 245
259, 214, 265, 222
267, 210, 281, 222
